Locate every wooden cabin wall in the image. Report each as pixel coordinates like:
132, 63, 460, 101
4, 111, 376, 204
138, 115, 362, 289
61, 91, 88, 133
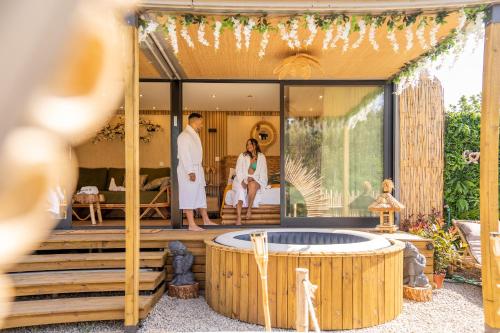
399, 77, 445, 220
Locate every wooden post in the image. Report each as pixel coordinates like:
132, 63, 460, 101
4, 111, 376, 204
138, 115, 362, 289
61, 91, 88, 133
124, 12, 140, 332
296, 268, 308, 332
251, 232, 271, 331
481, 5, 500, 332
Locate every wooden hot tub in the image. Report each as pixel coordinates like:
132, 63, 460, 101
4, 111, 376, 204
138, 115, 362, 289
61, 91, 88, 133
205, 229, 404, 330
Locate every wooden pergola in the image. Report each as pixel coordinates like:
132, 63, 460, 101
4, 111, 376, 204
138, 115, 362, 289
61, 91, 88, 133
121, 1, 500, 331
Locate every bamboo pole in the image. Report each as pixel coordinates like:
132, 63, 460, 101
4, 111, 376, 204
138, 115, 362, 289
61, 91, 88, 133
343, 125, 350, 216
296, 268, 308, 332
124, 12, 140, 331
481, 5, 500, 331
251, 232, 271, 332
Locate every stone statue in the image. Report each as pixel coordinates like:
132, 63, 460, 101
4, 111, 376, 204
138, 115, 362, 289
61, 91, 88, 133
403, 242, 430, 288
169, 241, 195, 286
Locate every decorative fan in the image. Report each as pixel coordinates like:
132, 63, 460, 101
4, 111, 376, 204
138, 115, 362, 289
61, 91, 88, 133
273, 53, 324, 79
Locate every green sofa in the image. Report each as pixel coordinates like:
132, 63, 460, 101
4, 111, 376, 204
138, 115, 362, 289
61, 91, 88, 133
75, 167, 171, 219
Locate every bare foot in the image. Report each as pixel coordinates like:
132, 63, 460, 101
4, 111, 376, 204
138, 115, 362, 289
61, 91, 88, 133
188, 223, 204, 231
245, 210, 252, 220
235, 217, 243, 226
203, 219, 218, 226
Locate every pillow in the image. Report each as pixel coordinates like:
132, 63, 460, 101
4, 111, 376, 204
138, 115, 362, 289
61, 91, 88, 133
458, 221, 480, 241
143, 177, 170, 191
140, 174, 148, 188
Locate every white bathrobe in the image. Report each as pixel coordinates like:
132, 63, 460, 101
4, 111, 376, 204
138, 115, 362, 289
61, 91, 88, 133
231, 152, 268, 208
177, 125, 207, 209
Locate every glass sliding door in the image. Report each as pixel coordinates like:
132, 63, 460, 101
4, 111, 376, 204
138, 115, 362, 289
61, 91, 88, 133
283, 83, 386, 226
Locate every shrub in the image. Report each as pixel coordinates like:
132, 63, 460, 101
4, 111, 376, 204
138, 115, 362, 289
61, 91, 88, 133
444, 94, 482, 220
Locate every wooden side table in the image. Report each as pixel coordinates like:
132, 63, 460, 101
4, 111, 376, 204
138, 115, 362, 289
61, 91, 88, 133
72, 193, 103, 225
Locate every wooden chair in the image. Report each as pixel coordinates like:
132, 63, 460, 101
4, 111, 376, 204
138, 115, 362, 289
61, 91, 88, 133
452, 219, 482, 269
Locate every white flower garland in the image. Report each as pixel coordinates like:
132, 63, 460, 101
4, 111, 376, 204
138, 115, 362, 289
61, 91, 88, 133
213, 20, 222, 50
387, 28, 399, 53
322, 25, 334, 50
416, 21, 428, 49
341, 21, 351, 52
243, 18, 256, 50
305, 15, 318, 46
351, 19, 366, 49
289, 18, 301, 48
429, 20, 439, 46
197, 21, 210, 46
166, 16, 179, 54
330, 24, 343, 48
232, 17, 243, 50
405, 26, 413, 51
180, 21, 194, 48
258, 30, 270, 59
139, 20, 158, 43
368, 23, 379, 51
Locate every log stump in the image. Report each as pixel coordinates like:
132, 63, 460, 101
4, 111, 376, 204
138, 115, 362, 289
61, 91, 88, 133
403, 285, 432, 302
168, 282, 199, 299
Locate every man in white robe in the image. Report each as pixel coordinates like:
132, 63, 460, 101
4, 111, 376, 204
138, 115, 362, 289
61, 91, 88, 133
177, 113, 216, 231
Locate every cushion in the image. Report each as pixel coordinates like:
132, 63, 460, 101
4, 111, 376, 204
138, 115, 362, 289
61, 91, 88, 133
77, 168, 108, 191
143, 177, 170, 191
457, 221, 481, 264
140, 167, 170, 181
100, 190, 168, 205
107, 168, 125, 188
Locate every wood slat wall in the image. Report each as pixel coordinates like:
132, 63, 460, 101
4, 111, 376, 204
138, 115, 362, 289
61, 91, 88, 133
399, 76, 445, 220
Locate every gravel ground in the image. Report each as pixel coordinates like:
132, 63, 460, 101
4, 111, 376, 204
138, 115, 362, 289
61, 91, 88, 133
4, 282, 483, 333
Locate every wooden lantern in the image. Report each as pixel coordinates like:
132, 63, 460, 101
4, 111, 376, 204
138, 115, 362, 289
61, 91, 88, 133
368, 179, 405, 233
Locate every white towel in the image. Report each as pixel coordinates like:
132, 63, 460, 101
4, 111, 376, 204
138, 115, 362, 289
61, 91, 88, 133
78, 186, 99, 195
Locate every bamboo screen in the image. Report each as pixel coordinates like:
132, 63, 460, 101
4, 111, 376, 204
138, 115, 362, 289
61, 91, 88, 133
399, 77, 445, 220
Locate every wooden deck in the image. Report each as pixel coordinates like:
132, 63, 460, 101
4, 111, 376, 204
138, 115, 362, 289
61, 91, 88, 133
3, 227, 433, 329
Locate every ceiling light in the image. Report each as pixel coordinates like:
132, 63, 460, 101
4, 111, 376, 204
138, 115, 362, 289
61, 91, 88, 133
120, 106, 123, 109
211, 94, 216, 98
152, 106, 156, 110
319, 95, 323, 99
184, 106, 188, 110
140, 94, 143, 98
216, 106, 219, 110
309, 108, 313, 111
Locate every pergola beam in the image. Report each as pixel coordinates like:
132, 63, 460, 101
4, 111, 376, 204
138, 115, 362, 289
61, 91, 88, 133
124, 12, 141, 332
481, 3, 500, 332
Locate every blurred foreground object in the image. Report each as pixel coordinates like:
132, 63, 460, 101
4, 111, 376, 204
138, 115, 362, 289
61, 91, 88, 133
0, 0, 133, 328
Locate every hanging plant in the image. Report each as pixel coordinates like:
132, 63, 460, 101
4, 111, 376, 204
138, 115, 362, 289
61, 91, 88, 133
180, 14, 195, 48
256, 17, 272, 59
231, 16, 243, 50
319, 15, 337, 50
351, 17, 366, 49
138, 18, 158, 43
304, 14, 318, 46
213, 20, 222, 50
243, 17, 256, 50
165, 15, 179, 54
194, 15, 210, 46
416, 16, 429, 49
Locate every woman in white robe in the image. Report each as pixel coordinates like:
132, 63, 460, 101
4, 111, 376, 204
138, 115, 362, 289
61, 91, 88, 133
232, 138, 268, 225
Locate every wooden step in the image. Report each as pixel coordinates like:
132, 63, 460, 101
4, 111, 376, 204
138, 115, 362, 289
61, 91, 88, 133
10, 269, 165, 296
10, 251, 167, 273
221, 208, 280, 214
2, 285, 165, 329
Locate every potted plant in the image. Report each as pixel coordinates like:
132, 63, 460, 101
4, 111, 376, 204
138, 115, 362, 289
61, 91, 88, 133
418, 215, 461, 289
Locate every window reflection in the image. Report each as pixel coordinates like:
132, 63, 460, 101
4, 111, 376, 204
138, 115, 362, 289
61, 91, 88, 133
284, 85, 384, 218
